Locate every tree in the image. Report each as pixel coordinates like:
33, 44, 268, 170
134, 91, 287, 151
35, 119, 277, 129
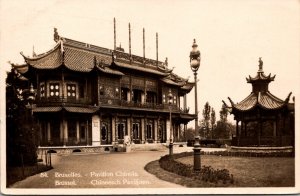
210, 108, 216, 139
213, 103, 234, 139
6, 68, 37, 167
201, 102, 211, 139
185, 127, 195, 140
220, 103, 228, 123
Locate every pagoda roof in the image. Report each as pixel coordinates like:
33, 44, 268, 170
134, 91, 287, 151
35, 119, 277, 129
14, 28, 193, 89
223, 57, 292, 112
33, 106, 98, 113
246, 57, 276, 83
227, 91, 291, 112
180, 82, 194, 91
246, 72, 276, 83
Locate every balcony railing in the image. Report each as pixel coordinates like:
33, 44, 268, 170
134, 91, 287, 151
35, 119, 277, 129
37, 96, 92, 106
100, 98, 183, 112
36, 96, 191, 114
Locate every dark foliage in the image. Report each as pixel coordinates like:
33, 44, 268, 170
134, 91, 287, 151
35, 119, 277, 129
159, 153, 234, 185
6, 68, 38, 167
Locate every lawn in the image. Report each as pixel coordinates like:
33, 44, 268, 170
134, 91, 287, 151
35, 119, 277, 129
6, 163, 52, 187
176, 155, 295, 187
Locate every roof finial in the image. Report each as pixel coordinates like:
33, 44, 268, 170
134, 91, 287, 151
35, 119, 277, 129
143, 28, 145, 62
54, 27, 60, 42
156, 32, 158, 66
165, 57, 168, 67
114, 18, 116, 50
258, 57, 263, 71
129, 23, 131, 57
32, 45, 36, 57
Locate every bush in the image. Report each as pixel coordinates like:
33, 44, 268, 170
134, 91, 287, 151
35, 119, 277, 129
159, 153, 234, 185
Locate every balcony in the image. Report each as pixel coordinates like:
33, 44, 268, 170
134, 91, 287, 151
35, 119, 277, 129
99, 98, 184, 112
37, 96, 92, 106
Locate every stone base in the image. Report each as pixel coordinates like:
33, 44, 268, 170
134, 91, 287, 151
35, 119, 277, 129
37, 145, 114, 155
229, 146, 294, 153
131, 143, 167, 151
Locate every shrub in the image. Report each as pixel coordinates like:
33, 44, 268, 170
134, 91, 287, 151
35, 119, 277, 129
159, 153, 234, 185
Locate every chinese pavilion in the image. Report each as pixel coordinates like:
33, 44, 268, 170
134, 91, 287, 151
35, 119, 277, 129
223, 58, 295, 147
12, 25, 195, 151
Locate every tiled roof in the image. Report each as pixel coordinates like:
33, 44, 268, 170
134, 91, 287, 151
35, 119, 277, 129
180, 82, 194, 91
161, 78, 184, 86
33, 106, 62, 112
97, 66, 124, 76
246, 71, 275, 83
64, 46, 111, 72
64, 106, 98, 113
21, 42, 63, 69
230, 91, 287, 111
33, 106, 98, 113
11, 63, 28, 74
114, 60, 168, 76
17, 33, 192, 88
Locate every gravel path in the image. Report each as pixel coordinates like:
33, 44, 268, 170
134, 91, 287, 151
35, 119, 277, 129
10, 147, 225, 188
10, 150, 181, 188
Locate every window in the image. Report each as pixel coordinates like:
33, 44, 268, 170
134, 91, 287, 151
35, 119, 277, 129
68, 120, 76, 138
49, 83, 60, 97
132, 89, 142, 103
67, 84, 76, 98
146, 91, 156, 103
121, 88, 128, 101
132, 123, 139, 139
146, 124, 152, 139
80, 122, 86, 139
115, 87, 119, 97
117, 123, 125, 139
163, 94, 166, 103
101, 124, 107, 141
99, 85, 104, 96
40, 83, 45, 97
173, 96, 177, 105
50, 119, 60, 139
79, 83, 84, 98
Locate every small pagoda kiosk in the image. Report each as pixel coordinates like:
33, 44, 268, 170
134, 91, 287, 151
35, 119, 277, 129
223, 58, 295, 147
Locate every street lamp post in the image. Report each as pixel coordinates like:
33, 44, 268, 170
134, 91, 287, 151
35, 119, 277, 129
27, 83, 37, 168
168, 89, 173, 156
190, 39, 201, 171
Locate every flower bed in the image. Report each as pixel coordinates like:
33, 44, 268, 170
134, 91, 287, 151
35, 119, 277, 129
159, 153, 234, 185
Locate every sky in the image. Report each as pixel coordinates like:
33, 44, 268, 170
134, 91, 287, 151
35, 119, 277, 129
0, 0, 299, 127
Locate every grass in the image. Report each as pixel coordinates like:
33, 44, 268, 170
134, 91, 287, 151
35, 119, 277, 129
145, 160, 221, 187
145, 155, 295, 187
6, 163, 53, 187
177, 155, 295, 187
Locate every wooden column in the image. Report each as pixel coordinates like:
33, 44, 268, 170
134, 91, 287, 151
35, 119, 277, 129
47, 122, 51, 142
63, 119, 68, 146
154, 119, 158, 143
258, 120, 262, 147
127, 117, 131, 140
236, 120, 239, 146
62, 69, 65, 99
76, 121, 80, 144
112, 116, 116, 144
273, 121, 277, 146
244, 122, 247, 137
86, 119, 89, 145
141, 118, 145, 143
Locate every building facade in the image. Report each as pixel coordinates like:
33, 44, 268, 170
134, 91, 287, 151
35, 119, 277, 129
223, 58, 295, 147
13, 29, 195, 149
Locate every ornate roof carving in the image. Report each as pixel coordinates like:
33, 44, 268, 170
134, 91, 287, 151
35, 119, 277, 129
224, 58, 291, 112
15, 29, 192, 89
228, 91, 291, 111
